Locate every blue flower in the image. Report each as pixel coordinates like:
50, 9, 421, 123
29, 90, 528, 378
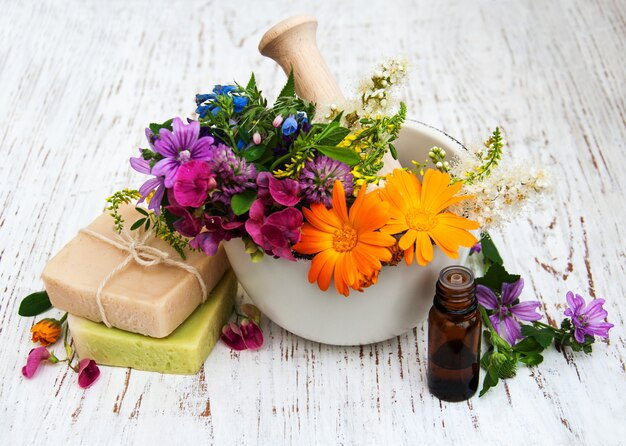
296, 111, 308, 124
232, 95, 249, 113
195, 84, 248, 117
282, 115, 298, 136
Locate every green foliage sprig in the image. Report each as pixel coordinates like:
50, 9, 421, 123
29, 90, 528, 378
456, 127, 504, 185
105, 189, 142, 233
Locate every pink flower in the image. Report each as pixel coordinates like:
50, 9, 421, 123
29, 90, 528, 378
221, 304, 264, 351
252, 132, 262, 145
272, 115, 284, 128
166, 190, 204, 237
22, 346, 50, 378
245, 200, 303, 261
255, 172, 300, 206
77, 359, 100, 389
172, 160, 217, 208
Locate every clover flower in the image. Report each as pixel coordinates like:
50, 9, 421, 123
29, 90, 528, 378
299, 156, 354, 207
206, 143, 256, 205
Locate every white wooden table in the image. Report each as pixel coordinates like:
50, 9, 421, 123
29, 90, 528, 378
1, 1, 625, 444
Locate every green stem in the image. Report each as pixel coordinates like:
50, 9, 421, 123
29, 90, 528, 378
534, 321, 566, 334
59, 312, 68, 325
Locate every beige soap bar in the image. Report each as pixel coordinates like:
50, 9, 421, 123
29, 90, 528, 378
68, 270, 238, 375
42, 205, 229, 338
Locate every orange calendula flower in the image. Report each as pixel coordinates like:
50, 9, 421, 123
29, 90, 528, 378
379, 169, 480, 266
31, 318, 62, 346
293, 180, 396, 296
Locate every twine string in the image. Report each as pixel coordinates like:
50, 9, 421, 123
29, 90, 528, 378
79, 227, 207, 327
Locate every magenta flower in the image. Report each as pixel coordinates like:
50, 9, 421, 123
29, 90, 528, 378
245, 200, 303, 261
22, 346, 50, 378
564, 292, 614, 343
190, 216, 244, 256
221, 304, 264, 351
77, 359, 100, 389
152, 118, 215, 187
477, 279, 542, 345
172, 160, 217, 207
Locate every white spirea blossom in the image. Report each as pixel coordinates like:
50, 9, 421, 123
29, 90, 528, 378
317, 58, 409, 125
448, 149, 550, 231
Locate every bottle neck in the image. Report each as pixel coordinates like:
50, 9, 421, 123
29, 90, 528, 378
434, 267, 477, 315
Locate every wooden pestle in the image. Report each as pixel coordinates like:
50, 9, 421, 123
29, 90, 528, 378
259, 15, 345, 105
259, 15, 403, 176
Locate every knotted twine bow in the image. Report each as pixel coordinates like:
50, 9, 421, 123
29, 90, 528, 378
79, 227, 207, 327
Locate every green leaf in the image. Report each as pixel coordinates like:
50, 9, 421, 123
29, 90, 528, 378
519, 354, 544, 366
130, 218, 146, 231
242, 144, 267, 162
231, 190, 258, 216
479, 367, 500, 397
316, 145, 360, 166
135, 207, 149, 217
246, 72, 257, 91
278, 69, 295, 99
513, 337, 542, 354
521, 325, 554, 348
476, 263, 520, 293
18, 291, 52, 317
317, 127, 350, 146
389, 143, 398, 159
149, 118, 174, 135
480, 232, 503, 265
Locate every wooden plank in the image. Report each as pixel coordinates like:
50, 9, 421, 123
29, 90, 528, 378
0, 0, 624, 444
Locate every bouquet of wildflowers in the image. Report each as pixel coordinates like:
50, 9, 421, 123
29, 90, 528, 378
111, 62, 553, 297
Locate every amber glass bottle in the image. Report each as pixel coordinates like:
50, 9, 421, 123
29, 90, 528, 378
427, 265, 481, 402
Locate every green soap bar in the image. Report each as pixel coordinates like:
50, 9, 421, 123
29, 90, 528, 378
68, 270, 237, 375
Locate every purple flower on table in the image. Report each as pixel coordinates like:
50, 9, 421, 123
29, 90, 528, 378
564, 292, 614, 343
299, 156, 354, 207
77, 359, 100, 389
190, 216, 244, 256
21, 346, 50, 378
245, 199, 303, 261
469, 242, 482, 255
206, 143, 256, 205
477, 278, 542, 345
172, 160, 217, 208
151, 118, 215, 188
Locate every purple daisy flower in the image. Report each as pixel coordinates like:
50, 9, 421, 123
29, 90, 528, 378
206, 143, 256, 205
299, 156, 354, 207
477, 278, 542, 345
152, 117, 215, 187
564, 292, 614, 343
130, 150, 166, 215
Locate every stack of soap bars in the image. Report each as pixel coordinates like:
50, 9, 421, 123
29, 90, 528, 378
42, 205, 237, 374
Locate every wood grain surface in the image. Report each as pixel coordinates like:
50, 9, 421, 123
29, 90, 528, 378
1, 0, 624, 444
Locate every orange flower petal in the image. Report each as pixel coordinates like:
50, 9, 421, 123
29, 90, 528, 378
331, 180, 349, 223
399, 229, 418, 251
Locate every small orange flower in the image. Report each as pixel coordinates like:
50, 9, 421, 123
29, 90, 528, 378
293, 180, 396, 296
379, 169, 480, 266
31, 318, 62, 346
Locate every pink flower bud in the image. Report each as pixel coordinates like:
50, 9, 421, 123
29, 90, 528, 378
272, 115, 284, 128
22, 346, 50, 378
77, 359, 100, 388
252, 132, 262, 145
